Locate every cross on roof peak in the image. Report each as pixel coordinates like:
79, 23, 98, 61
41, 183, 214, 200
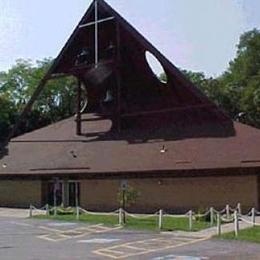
5, 0, 233, 143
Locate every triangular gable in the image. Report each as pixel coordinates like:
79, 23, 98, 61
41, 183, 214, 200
7, 0, 233, 142
50, 0, 230, 123
51, 0, 210, 104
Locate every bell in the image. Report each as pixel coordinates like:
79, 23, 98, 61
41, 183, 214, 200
83, 62, 114, 87
75, 47, 91, 66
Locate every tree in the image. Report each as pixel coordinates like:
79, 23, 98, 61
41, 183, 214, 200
0, 94, 17, 141
160, 29, 260, 128
219, 29, 260, 127
117, 185, 140, 209
0, 58, 77, 137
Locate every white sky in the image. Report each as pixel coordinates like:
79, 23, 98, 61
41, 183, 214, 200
0, 0, 259, 76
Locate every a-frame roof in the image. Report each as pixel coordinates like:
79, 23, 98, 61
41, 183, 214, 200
0, 0, 260, 178
48, 0, 207, 104
0, 0, 234, 147
1, 0, 236, 158
17, 0, 232, 133
50, 0, 219, 106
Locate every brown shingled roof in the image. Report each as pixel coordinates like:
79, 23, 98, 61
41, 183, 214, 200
1, 1, 260, 179
0, 113, 259, 178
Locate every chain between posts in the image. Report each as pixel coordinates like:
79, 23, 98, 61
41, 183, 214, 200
28, 203, 260, 235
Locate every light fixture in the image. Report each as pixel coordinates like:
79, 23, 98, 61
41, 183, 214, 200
160, 145, 167, 153
2, 163, 7, 168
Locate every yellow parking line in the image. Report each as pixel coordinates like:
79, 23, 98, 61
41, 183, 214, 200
98, 238, 160, 250
37, 233, 70, 242
37, 224, 122, 242
39, 226, 62, 233
122, 245, 147, 250
94, 236, 211, 259
86, 226, 122, 233
95, 249, 126, 259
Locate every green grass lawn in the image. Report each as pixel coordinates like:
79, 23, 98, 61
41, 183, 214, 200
218, 226, 260, 243
33, 213, 211, 232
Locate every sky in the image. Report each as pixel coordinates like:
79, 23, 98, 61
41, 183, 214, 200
0, 0, 260, 77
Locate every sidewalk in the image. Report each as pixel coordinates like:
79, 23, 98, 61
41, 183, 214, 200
0, 207, 30, 218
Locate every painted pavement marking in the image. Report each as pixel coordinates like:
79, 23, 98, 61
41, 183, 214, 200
7, 221, 34, 227
94, 236, 210, 259
38, 233, 70, 242
37, 224, 122, 242
77, 238, 120, 244
47, 222, 77, 227
152, 255, 209, 260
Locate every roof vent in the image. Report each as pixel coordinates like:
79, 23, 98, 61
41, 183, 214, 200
70, 151, 77, 158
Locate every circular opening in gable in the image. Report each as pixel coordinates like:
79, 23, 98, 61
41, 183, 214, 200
145, 51, 168, 84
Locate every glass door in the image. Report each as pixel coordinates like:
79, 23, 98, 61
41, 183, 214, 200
47, 181, 63, 206
68, 182, 80, 207
45, 180, 80, 207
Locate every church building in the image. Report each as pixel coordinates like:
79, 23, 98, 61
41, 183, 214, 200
0, 0, 259, 213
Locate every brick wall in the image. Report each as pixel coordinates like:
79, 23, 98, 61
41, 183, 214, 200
0, 175, 257, 212
0, 180, 42, 208
80, 175, 258, 213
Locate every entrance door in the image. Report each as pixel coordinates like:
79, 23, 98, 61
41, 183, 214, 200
46, 181, 80, 207
258, 176, 260, 210
68, 182, 80, 207
47, 181, 63, 206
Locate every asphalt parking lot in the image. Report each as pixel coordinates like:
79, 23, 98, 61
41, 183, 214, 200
0, 216, 260, 260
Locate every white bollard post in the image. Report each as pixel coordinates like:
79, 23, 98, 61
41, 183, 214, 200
234, 210, 239, 237
252, 208, 255, 227
29, 204, 33, 218
119, 208, 123, 225
189, 210, 193, 231
210, 207, 214, 226
158, 209, 163, 230
217, 213, 221, 236
54, 206, 57, 217
76, 206, 80, 220
226, 205, 230, 219
46, 204, 50, 216
237, 203, 241, 215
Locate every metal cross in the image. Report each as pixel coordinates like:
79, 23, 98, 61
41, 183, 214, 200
78, 0, 114, 67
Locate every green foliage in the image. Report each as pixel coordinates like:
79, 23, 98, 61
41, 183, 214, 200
0, 58, 77, 137
165, 29, 260, 129
218, 28, 260, 127
117, 186, 140, 208
159, 72, 167, 83
218, 226, 260, 243
34, 213, 210, 232
0, 94, 17, 140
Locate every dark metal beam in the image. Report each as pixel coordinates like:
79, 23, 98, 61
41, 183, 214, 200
115, 21, 121, 132
76, 78, 82, 135
121, 104, 215, 118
